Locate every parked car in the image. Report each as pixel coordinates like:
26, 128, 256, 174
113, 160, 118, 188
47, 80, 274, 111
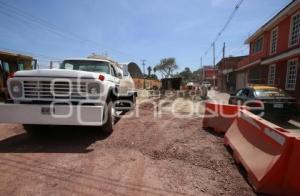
202, 81, 211, 90
229, 85, 299, 121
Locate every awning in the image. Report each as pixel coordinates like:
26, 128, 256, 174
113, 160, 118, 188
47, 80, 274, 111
261, 48, 300, 65
235, 59, 261, 71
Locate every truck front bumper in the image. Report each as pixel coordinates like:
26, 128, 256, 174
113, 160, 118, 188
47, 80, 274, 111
0, 104, 104, 126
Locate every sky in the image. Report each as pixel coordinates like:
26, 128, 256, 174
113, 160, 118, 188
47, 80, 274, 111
0, 0, 292, 72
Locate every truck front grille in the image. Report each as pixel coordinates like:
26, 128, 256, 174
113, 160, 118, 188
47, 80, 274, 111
23, 80, 87, 100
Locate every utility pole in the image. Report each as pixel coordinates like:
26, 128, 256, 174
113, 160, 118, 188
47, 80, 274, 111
50, 61, 53, 69
213, 42, 216, 68
200, 57, 202, 83
222, 42, 226, 59
213, 42, 216, 90
141, 59, 146, 89
200, 57, 202, 68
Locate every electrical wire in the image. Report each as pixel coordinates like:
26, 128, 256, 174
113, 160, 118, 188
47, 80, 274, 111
0, 1, 140, 60
202, 0, 244, 60
0, 47, 63, 61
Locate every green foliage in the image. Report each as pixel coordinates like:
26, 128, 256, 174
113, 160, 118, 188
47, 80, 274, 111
147, 66, 152, 77
154, 57, 178, 78
179, 67, 193, 83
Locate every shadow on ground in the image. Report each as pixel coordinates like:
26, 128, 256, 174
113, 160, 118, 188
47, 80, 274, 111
266, 117, 300, 134
0, 126, 111, 154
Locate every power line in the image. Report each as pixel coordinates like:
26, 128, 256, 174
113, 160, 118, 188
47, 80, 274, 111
0, 47, 63, 61
0, 1, 140, 60
202, 0, 244, 62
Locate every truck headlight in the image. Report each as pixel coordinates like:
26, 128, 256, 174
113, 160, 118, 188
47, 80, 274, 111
10, 80, 22, 98
89, 87, 98, 95
13, 85, 21, 93
88, 83, 100, 95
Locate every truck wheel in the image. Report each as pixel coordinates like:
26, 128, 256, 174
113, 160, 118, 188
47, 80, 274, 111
131, 95, 136, 109
102, 101, 115, 134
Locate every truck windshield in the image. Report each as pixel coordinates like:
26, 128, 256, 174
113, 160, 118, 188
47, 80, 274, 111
61, 60, 110, 73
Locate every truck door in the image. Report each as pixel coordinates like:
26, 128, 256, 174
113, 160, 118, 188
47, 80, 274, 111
109, 64, 120, 96
110, 64, 120, 85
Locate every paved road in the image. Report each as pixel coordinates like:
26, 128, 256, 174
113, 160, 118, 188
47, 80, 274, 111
0, 97, 255, 195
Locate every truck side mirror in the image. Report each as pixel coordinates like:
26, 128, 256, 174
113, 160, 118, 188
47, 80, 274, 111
122, 64, 129, 76
117, 73, 122, 78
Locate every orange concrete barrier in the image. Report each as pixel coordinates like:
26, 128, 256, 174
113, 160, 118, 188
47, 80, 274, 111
224, 110, 299, 195
283, 137, 300, 195
202, 102, 246, 133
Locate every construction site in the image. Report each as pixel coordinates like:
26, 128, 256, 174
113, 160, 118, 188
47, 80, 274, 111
0, 0, 300, 195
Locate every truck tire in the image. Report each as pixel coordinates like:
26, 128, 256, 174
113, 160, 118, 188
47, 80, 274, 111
124, 95, 136, 111
131, 94, 136, 109
102, 101, 115, 134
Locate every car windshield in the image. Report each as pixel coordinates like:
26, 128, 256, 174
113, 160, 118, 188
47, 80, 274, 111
254, 89, 289, 97
61, 60, 110, 73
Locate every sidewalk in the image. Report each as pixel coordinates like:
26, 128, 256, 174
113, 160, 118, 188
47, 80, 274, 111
207, 90, 230, 103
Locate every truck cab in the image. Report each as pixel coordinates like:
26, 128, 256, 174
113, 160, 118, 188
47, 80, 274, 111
0, 58, 137, 134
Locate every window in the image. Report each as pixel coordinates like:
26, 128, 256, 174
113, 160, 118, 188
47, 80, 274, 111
252, 36, 263, 53
241, 88, 251, 97
289, 12, 300, 47
236, 89, 243, 96
61, 60, 110, 73
110, 64, 117, 76
64, 63, 74, 70
270, 28, 278, 54
285, 59, 298, 90
3, 62, 10, 72
268, 64, 276, 86
18, 63, 24, 71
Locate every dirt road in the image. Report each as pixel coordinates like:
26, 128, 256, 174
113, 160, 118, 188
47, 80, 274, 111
0, 97, 255, 196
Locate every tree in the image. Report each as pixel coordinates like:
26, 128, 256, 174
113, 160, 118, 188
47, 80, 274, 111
147, 66, 152, 77
179, 67, 193, 84
148, 74, 158, 80
154, 57, 178, 78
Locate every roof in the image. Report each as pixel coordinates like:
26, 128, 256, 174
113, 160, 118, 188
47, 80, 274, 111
63, 58, 112, 63
216, 55, 248, 67
0, 50, 33, 60
245, 0, 300, 44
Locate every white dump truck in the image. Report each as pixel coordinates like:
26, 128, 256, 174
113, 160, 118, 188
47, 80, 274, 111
0, 58, 137, 134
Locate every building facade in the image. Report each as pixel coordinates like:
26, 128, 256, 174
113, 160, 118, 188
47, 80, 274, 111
216, 56, 246, 92
237, 0, 300, 99
199, 66, 218, 87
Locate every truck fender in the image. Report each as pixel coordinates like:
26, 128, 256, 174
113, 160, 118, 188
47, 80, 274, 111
107, 87, 118, 102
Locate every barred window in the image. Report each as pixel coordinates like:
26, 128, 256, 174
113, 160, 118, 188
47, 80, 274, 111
252, 37, 263, 53
270, 28, 278, 54
268, 64, 276, 86
285, 59, 298, 90
289, 12, 300, 47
